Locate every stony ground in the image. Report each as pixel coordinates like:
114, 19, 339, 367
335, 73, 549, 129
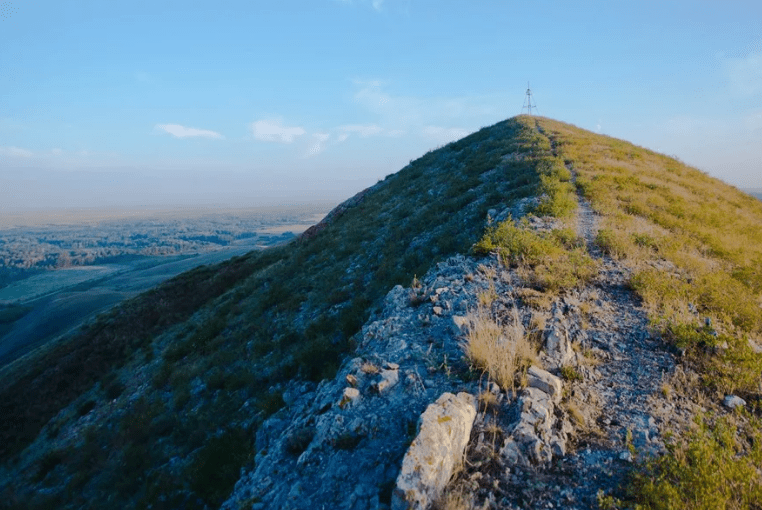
441, 189, 688, 509
224, 191, 704, 510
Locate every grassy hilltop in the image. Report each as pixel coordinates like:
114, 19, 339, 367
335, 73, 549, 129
1, 115, 762, 509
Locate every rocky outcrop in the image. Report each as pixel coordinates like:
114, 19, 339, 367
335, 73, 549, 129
223, 210, 687, 509
501, 386, 569, 466
723, 395, 746, 409
392, 392, 477, 510
526, 365, 563, 403
543, 304, 575, 369
222, 255, 490, 510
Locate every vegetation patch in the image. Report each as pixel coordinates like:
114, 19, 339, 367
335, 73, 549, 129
474, 219, 596, 292
627, 415, 762, 510
529, 115, 762, 509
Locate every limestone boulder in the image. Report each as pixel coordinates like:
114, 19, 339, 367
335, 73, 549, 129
392, 392, 477, 510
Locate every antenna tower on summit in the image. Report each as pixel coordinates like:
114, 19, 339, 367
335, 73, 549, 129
521, 82, 537, 115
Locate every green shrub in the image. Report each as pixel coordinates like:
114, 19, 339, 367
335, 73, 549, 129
596, 229, 630, 259
474, 219, 561, 266
529, 248, 597, 292
552, 228, 584, 249
628, 415, 762, 510
188, 427, 253, 507
476, 220, 596, 292
560, 365, 583, 382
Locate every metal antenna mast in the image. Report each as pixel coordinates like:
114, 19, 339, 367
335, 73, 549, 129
521, 82, 537, 115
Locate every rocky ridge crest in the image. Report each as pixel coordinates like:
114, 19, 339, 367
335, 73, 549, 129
224, 191, 708, 509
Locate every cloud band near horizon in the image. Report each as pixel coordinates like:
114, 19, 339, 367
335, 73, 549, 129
155, 124, 224, 139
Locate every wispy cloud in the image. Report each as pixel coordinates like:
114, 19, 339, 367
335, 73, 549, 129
155, 124, 224, 139
251, 119, 306, 143
306, 133, 331, 157
726, 49, 762, 95
0, 146, 33, 158
421, 126, 470, 144
335, 0, 384, 11
337, 124, 384, 141
349, 80, 493, 144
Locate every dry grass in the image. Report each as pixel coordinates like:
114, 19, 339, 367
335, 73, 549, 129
477, 283, 498, 308
462, 306, 536, 391
661, 365, 707, 407
360, 362, 379, 375
433, 486, 475, 510
527, 312, 547, 343
510, 116, 762, 508
565, 402, 586, 428
531, 116, 762, 397
477, 389, 498, 413
516, 287, 553, 310
477, 264, 496, 280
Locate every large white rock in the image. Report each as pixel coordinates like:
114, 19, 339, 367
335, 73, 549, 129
392, 392, 477, 510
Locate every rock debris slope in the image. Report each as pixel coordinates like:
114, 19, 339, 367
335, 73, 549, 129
223, 189, 684, 509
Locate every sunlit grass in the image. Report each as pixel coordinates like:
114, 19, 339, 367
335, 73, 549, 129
520, 115, 762, 509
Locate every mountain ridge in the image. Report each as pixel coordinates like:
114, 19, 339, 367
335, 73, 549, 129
2, 116, 762, 509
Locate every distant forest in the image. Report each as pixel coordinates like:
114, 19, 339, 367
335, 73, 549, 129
0, 207, 326, 290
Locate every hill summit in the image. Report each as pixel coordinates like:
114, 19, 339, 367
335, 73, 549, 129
2, 116, 762, 509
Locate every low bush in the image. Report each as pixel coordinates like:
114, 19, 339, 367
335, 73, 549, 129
560, 365, 583, 382
188, 427, 254, 507
595, 228, 630, 259
475, 220, 596, 292
628, 415, 762, 510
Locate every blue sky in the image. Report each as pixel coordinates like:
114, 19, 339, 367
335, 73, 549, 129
1, 0, 761, 211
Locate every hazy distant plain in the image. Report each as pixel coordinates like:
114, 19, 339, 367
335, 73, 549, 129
0, 204, 331, 367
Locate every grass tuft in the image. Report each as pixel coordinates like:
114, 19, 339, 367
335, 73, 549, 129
461, 306, 535, 391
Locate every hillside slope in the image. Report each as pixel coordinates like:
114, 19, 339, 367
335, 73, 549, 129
2, 116, 762, 509
221, 118, 762, 509
0, 118, 547, 509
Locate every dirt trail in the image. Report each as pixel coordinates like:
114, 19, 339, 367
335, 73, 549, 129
570, 167, 600, 254
484, 168, 679, 508
530, 180, 677, 507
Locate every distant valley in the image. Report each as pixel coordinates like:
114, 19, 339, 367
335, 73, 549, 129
0, 204, 330, 367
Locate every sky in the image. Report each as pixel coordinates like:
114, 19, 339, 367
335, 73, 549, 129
1, 0, 761, 212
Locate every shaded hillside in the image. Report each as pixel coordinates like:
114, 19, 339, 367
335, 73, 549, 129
0, 117, 557, 509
